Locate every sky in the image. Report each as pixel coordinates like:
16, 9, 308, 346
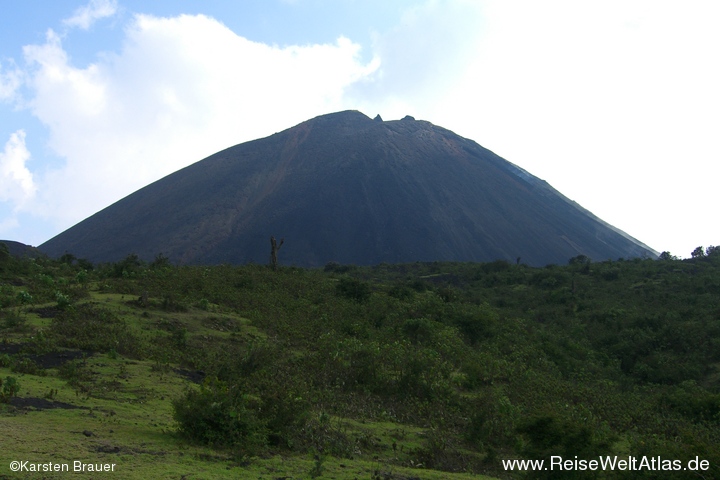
1, 0, 718, 259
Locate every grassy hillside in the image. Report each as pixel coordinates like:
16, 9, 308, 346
1, 244, 719, 479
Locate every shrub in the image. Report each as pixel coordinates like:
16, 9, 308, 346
329, 338, 385, 392
402, 317, 438, 345
257, 385, 311, 448
11, 357, 44, 376
447, 303, 499, 345
1, 311, 27, 331
0, 376, 20, 403
111, 253, 144, 278
55, 291, 72, 310
396, 347, 453, 401
16, 290, 32, 305
50, 304, 142, 356
58, 359, 93, 389
388, 284, 415, 301
25, 328, 56, 354
436, 286, 456, 303
479, 260, 511, 274
601, 268, 621, 281
568, 254, 591, 265
663, 381, 720, 422
336, 277, 371, 302
161, 295, 188, 312
172, 377, 268, 452
324, 262, 354, 273
516, 415, 615, 479
0, 354, 11, 367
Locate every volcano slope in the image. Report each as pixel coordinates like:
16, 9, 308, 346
40, 111, 656, 266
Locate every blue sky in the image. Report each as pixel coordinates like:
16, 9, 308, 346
1, 0, 718, 258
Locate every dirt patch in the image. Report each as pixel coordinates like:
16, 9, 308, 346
31, 306, 62, 318
0, 343, 91, 369
174, 368, 205, 384
33, 350, 90, 369
202, 316, 241, 332
94, 444, 122, 454
9, 396, 88, 411
130, 447, 167, 456
0, 343, 22, 355
373, 472, 421, 480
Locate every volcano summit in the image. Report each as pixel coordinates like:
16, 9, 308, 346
40, 111, 656, 266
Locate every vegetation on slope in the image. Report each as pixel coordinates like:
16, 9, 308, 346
1, 242, 719, 479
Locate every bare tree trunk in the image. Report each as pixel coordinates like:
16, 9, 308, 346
270, 236, 284, 270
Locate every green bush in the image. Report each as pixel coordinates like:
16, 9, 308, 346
58, 358, 93, 390
388, 283, 415, 301
11, 357, 44, 376
517, 415, 615, 479
335, 277, 371, 302
1, 311, 27, 331
257, 383, 311, 448
172, 377, 268, 452
324, 262, 354, 273
396, 346, 453, 401
50, 303, 142, 356
664, 381, 720, 422
55, 291, 72, 310
0, 354, 11, 367
446, 303, 499, 345
401, 317, 439, 344
0, 376, 20, 403
16, 290, 32, 305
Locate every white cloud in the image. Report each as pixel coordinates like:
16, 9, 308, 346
23, 30, 107, 121
0, 130, 36, 206
63, 0, 118, 30
357, 0, 720, 256
0, 61, 23, 101
20, 13, 378, 231
7, 1, 719, 255
349, 0, 485, 115
472, 1, 720, 256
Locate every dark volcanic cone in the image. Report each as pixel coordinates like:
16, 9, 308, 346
39, 110, 656, 266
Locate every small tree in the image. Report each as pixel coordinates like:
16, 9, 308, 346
17, 290, 32, 304
270, 236, 284, 271
691, 246, 705, 258
0, 376, 20, 403
335, 277, 371, 302
659, 251, 677, 261
59, 253, 77, 265
568, 254, 591, 265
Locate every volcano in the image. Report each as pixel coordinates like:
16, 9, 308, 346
39, 111, 656, 266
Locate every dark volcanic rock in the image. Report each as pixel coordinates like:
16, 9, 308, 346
10, 397, 88, 411
39, 110, 656, 267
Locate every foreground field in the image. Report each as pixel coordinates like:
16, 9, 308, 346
1, 246, 719, 478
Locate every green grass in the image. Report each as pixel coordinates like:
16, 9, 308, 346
0, 291, 491, 479
2, 252, 720, 479
0, 357, 489, 480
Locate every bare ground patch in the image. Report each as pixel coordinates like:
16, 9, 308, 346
0, 342, 91, 369
9, 396, 88, 411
